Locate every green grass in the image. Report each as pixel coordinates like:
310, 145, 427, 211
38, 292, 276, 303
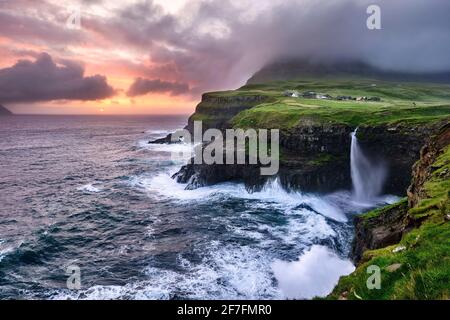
328, 219, 450, 299
360, 198, 408, 222
232, 100, 450, 129
190, 113, 213, 122
189, 79, 450, 129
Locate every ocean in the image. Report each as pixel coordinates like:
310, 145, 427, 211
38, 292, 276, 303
0, 115, 395, 300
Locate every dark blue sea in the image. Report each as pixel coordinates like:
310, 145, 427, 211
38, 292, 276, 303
0, 115, 396, 300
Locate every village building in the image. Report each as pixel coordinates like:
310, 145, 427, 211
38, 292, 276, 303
283, 90, 300, 98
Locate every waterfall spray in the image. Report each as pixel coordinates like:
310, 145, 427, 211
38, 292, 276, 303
350, 128, 387, 203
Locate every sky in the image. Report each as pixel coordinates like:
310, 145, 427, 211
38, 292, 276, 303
0, 0, 449, 115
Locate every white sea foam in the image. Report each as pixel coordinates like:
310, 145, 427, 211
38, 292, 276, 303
77, 183, 102, 193
136, 140, 197, 166
137, 140, 194, 154
50, 179, 349, 301
140, 174, 348, 222
273, 212, 337, 244
50, 283, 168, 300
0, 240, 23, 262
222, 208, 337, 247
0, 239, 9, 262
272, 245, 355, 299
51, 243, 283, 300
51, 243, 354, 300
145, 129, 171, 136
0, 247, 12, 262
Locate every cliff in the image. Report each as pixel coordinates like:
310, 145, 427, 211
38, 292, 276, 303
0, 104, 13, 116
170, 79, 450, 194
329, 123, 449, 299
165, 76, 450, 299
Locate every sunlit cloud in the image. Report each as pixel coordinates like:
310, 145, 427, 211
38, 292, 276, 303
1, 0, 450, 114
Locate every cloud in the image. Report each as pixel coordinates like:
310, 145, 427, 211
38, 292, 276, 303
103, 0, 450, 93
0, 53, 116, 103
0, 2, 86, 46
127, 78, 189, 96
1, 0, 450, 98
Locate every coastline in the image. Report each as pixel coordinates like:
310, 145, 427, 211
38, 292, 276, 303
160, 78, 450, 299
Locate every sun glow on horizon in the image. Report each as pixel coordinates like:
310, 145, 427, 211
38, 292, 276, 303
8, 93, 197, 115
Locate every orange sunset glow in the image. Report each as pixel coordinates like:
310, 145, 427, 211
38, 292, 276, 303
0, 0, 250, 115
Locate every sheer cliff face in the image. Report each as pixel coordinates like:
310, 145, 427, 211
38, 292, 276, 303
173, 91, 444, 195
0, 105, 13, 116
407, 124, 450, 208
185, 94, 272, 133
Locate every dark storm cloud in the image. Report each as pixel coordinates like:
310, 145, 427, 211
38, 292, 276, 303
115, 0, 450, 95
127, 78, 189, 96
0, 53, 116, 103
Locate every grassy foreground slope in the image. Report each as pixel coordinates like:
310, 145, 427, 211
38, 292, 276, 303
196, 79, 450, 129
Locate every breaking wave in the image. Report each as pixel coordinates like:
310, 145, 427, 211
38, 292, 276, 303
77, 183, 102, 193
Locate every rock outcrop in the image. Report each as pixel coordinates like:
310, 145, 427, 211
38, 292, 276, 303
407, 123, 450, 208
185, 93, 272, 133
351, 199, 409, 263
0, 104, 13, 116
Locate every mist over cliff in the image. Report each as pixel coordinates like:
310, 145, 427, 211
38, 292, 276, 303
247, 59, 450, 84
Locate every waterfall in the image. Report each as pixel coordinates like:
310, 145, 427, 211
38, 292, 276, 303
350, 128, 386, 203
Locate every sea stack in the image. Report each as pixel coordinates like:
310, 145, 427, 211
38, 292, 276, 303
0, 104, 13, 116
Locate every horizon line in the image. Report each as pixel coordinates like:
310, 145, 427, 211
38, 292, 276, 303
6, 113, 191, 117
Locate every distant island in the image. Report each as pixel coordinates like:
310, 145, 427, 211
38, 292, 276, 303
0, 104, 13, 116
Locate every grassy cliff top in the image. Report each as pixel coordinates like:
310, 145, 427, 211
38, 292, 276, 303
196, 79, 450, 129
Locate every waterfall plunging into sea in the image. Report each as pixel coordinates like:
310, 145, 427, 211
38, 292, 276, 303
350, 128, 387, 203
